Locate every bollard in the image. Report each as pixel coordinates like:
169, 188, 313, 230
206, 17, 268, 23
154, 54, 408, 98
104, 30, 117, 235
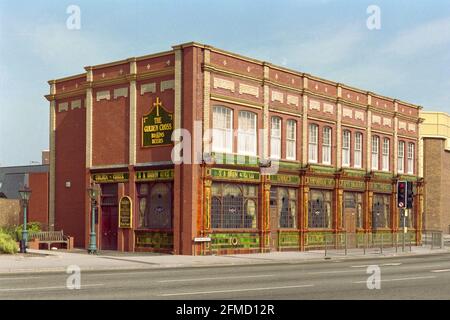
324, 234, 328, 257
363, 233, 366, 255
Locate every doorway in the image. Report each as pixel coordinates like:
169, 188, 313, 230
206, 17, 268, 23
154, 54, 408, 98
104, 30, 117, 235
343, 192, 363, 248
100, 184, 118, 251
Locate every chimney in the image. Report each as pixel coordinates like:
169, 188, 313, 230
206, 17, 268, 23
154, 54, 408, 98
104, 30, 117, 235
42, 150, 50, 165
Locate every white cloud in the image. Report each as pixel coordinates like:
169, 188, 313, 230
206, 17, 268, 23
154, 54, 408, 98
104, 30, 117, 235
383, 17, 450, 55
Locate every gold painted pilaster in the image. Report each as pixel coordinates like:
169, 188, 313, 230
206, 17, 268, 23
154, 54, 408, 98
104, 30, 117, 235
263, 65, 270, 159
393, 101, 399, 174
302, 77, 309, 166
203, 49, 211, 154
366, 94, 372, 172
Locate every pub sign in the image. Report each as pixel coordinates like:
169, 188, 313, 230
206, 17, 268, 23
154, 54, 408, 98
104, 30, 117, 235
142, 97, 173, 147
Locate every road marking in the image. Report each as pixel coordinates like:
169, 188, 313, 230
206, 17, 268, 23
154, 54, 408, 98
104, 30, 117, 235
0, 277, 43, 281
158, 274, 275, 283
308, 270, 359, 275
353, 276, 436, 284
0, 283, 104, 292
159, 284, 314, 297
351, 263, 402, 268
430, 269, 450, 273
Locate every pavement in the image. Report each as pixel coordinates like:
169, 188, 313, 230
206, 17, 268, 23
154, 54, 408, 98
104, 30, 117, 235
0, 245, 449, 275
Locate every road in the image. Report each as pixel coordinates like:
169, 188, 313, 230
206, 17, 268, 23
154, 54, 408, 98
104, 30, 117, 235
1, 253, 450, 300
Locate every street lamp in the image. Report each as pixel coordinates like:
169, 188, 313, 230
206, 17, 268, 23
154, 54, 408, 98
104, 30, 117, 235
87, 183, 100, 254
18, 185, 32, 253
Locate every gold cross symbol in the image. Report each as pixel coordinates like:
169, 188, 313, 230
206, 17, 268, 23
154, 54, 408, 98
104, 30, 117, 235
153, 97, 162, 116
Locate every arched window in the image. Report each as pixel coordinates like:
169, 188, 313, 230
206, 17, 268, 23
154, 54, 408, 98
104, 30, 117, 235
211, 183, 258, 229
286, 120, 296, 160
382, 138, 390, 171
212, 106, 233, 153
137, 183, 172, 229
308, 124, 318, 163
354, 132, 363, 168
308, 190, 332, 229
270, 117, 281, 159
398, 141, 405, 173
322, 127, 332, 165
342, 130, 351, 167
371, 135, 380, 170
407, 143, 414, 174
238, 111, 257, 156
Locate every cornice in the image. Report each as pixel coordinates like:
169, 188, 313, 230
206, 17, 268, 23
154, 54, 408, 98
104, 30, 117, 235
203, 63, 262, 84
210, 93, 263, 110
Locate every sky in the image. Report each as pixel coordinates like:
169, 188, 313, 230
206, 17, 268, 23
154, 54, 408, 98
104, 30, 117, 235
0, 0, 449, 166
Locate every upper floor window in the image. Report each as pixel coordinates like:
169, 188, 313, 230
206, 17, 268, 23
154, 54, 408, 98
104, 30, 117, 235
342, 130, 351, 167
398, 141, 405, 173
270, 117, 281, 159
407, 143, 414, 174
237, 111, 257, 156
212, 106, 233, 153
354, 132, 362, 168
322, 127, 332, 165
382, 138, 390, 171
286, 120, 296, 160
308, 124, 318, 163
371, 136, 379, 170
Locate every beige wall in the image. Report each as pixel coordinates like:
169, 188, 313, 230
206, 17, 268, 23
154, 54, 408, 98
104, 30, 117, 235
0, 199, 20, 228
421, 111, 450, 233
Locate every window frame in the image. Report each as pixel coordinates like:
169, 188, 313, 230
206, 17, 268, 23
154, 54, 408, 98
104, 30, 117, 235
237, 110, 257, 156
212, 106, 233, 154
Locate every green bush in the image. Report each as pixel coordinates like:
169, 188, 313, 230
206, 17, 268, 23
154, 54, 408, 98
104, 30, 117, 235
15, 222, 42, 241
0, 231, 18, 254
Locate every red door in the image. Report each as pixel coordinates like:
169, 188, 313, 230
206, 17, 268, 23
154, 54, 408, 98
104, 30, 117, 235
101, 206, 118, 250
100, 184, 118, 251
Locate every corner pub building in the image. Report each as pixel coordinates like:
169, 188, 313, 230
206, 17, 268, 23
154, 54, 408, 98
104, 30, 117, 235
45, 42, 423, 255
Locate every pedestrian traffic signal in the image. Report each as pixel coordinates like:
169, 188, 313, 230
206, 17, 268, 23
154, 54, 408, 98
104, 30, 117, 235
397, 181, 406, 208
406, 181, 414, 209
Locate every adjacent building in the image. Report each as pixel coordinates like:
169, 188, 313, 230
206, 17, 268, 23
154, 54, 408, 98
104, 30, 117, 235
420, 111, 450, 234
0, 159, 50, 229
45, 42, 423, 255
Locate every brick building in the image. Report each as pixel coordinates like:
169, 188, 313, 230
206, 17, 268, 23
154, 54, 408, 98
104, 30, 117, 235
45, 42, 423, 254
0, 161, 50, 228
420, 111, 450, 234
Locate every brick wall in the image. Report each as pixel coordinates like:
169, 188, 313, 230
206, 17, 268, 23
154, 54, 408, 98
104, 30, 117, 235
423, 138, 450, 233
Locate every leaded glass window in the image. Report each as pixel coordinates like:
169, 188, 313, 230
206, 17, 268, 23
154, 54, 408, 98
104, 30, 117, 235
372, 194, 391, 229
137, 182, 172, 229
308, 190, 332, 229
211, 183, 258, 229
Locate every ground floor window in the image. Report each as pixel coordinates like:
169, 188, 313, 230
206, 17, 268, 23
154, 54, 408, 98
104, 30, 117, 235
308, 189, 332, 229
270, 187, 297, 229
211, 183, 258, 229
343, 192, 364, 229
372, 194, 390, 229
137, 182, 172, 229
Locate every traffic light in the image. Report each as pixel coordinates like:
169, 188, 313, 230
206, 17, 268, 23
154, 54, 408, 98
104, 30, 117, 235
406, 181, 414, 209
397, 181, 406, 208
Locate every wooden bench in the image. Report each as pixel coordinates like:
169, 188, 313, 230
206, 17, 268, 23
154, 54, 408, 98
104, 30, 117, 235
31, 231, 71, 250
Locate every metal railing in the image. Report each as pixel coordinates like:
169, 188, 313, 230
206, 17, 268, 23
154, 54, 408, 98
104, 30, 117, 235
421, 230, 444, 249
305, 231, 417, 257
